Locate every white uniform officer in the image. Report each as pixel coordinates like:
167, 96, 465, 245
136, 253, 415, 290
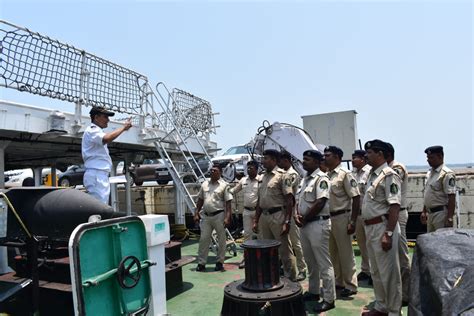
296, 150, 336, 313
82, 106, 132, 204
386, 142, 411, 306
420, 145, 456, 232
362, 139, 402, 316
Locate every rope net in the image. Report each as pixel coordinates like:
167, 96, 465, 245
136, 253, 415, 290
0, 20, 147, 114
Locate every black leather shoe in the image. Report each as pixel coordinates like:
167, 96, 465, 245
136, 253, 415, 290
301, 291, 320, 302
368, 276, 373, 286
402, 300, 409, 307
296, 271, 307, 281
313, 301, 335, 313
196, 264, 205, 272
357, 271, 371, 281
214, 262, 224, 271
340, 288, 357, 297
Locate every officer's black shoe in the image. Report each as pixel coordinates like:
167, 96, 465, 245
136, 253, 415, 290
301, 291, 320, 302
296, 271, 307, 281
402, 300, 409, 307
368, 276, 373, 286
357, 271, 371, 281
313, 301, 335, 313
214, 262, 224, 271
340, 288, 357, 297
196, 264, 205, 272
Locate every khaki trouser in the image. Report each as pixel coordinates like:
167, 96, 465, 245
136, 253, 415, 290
427, 209, 447, 232
398, 210, 411, 302
365, 220, 402, 316
258, 210, 297, 280
355, 215, 370, 274
289, 223, 307, 274
197, 212, 226, 265
242, 209, 257, 242
300, 219, 336, 303
329, 211, 358, 291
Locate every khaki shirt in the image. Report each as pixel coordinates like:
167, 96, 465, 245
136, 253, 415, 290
389, 160, 408, 209
297, 169, 330, 216
198, 178, 233, 214
231, 175, 260, 209
423, 164, 456, 209
285, 166, 301, 196
328, 164, 360, 211
352, 164, 372, 204
258, 166, 293, 209
361, 163, 401, 220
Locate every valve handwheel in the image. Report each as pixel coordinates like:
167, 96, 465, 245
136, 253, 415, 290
116, 255, 142, 289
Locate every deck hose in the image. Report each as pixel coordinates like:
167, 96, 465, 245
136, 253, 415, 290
0, 192, 32, 238
170, 223, 200, 241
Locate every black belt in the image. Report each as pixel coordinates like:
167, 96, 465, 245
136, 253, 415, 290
400, 207, 408, 211
429, 206, 446, 213
330, 209, 351, 217
244, 207, 256, 211
262, 207, 283, 215
306, 215, 330, 223
206, 210, 224, 216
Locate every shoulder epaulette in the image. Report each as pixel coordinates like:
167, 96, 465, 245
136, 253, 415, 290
381, 166, 396, 177
316, 170, 327, 178
441, 165, 454, 175
339, 167, 349, 175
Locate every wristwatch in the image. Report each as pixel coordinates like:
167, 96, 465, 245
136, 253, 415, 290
284, 219, 291, 225
385, 231, 393, 237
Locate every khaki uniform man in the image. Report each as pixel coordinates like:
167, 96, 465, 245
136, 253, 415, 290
231, 160, 260, 268
421, 146, 456, 232
386, 142, 411, 305
194, 165, 233, 272
279, 152, 307, 281
296, 150, 336, 313
351, 150, 372, 283
324, 146, 359, 297
362, 140, 402, 316
253, 149, 297, 281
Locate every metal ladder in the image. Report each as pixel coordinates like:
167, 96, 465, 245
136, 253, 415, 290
145, 84, 237, 257
143, 82, 215, 223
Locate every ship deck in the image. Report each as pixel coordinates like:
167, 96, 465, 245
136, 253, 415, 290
166, 238, 411, 316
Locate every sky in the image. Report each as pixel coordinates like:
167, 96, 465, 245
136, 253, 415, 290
0, 0, 472, 165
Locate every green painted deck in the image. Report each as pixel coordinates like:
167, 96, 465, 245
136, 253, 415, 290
166, 239, 411, 316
